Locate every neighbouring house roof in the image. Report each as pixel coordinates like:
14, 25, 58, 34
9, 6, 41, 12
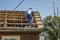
0, 10, 44, 32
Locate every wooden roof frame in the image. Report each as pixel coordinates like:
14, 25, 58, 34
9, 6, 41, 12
0, 10, 44, 32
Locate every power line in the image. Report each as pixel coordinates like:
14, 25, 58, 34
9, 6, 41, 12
12, 0, 24, 11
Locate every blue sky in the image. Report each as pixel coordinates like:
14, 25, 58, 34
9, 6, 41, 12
0, 0, 60, 19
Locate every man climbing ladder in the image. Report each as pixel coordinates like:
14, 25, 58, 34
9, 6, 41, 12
25, 8, 34, 27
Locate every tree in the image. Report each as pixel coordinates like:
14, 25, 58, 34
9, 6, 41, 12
43, 15, 60, 40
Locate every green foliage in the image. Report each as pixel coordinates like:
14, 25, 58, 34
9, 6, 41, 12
43, 16, 60, 40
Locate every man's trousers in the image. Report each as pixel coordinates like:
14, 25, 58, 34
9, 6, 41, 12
26, 13, 33, 26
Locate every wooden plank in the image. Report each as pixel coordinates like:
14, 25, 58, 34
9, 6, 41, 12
0, 13, 5, 14
35, 18, 41, 20
34, 16, 40, 17
4, 13, 7, 27
2, 23, 42, 25
34, 13, 39, 15
36, 21, 43, 24
37, 25, 44, 29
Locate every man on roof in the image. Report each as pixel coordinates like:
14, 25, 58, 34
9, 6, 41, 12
25, 8, 34, 27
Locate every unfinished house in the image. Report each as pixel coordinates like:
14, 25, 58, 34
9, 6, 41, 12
0, 10, 43, 40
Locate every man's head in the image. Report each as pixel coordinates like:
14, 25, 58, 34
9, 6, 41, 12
29, 8, 32, 10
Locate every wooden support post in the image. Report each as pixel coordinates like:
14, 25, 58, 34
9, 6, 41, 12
4, 13, 7, 27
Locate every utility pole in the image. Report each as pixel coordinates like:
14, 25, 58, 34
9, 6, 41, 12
53, 2, 56, 17
57, 6, 60, 40
57, 6, 59, 16
53, 2, 59, 40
